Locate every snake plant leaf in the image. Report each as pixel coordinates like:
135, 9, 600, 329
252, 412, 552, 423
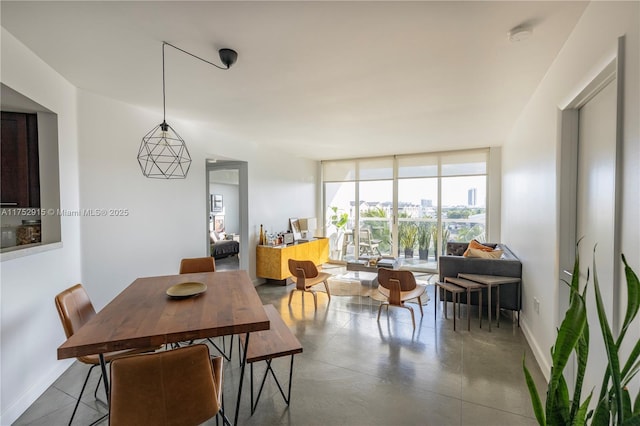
572, 393, 593, 426
621, 325, 640, 383
593, 251, 624, 424
552, 374, 571, 425
622, 358, 640, 388
523, 356, 546, 426
623, 388, 633, 420
619, 254, 640, 345
547, 286, 586, 414
593, 397, 611, 426
571, 318, 590, 421
621, 414, 640, 426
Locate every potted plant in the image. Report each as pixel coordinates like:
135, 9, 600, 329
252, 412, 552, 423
418, 223, 432, 260
400, 223, 418, 259
431, 225, 452, 261
523, 245, 640, 425
327, 206, 349, 259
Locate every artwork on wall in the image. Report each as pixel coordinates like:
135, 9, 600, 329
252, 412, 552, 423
214, 215, 225, 232
211, 194, 223, 212
289, 218, 302, 241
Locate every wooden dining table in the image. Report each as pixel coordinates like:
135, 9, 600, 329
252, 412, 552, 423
57, 270, 270, 425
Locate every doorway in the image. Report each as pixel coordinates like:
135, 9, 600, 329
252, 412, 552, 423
558, 41, 622, 402
206, 160, 248, 271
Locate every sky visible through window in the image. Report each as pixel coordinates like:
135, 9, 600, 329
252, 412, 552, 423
327, 175, 486, 211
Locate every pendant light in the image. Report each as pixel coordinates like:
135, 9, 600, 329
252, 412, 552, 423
138, 42, 238, 179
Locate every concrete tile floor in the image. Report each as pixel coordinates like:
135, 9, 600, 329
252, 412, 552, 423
15, 275, 546, 426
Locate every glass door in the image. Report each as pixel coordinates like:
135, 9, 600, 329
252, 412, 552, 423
398, 177, 438, 267
324, 181, 355, 261
358, 179, 393, 258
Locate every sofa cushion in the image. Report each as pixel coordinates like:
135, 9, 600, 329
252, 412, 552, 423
465, 247, 504, 259
463, 239, 495, 256
447, 241, 497, 256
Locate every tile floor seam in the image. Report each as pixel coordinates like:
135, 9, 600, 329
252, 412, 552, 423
460, 399, 537, 423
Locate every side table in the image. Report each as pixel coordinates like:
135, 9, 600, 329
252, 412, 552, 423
443, 277, 484, 331
457, 273, 521, 331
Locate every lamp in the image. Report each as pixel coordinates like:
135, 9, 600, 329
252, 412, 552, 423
138, 42, 238, 179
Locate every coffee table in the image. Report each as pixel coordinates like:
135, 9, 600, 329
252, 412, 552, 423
339, 270, 378, 286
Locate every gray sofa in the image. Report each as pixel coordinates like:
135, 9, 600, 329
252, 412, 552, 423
438, 242, 522, 314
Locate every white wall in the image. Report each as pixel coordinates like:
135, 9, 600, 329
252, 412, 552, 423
0, 29, 82, 424
77, 90, 318, 309
502, 1, 639, 385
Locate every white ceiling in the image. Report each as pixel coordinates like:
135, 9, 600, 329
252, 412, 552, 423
1, 1, 587, 160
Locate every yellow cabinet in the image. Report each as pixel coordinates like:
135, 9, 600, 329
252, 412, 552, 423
256, 238, 329, 281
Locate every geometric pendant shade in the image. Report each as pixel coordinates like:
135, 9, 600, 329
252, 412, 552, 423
138, 42, 237, 179
138, 120, 191, 179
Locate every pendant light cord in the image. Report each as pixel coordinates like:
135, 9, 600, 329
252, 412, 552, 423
161, 41, 232, 125
162, 42, 167, 124
163, 41, 229, 70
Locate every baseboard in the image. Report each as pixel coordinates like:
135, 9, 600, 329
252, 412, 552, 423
520, 313, 551, 383
1, 358, 73, 425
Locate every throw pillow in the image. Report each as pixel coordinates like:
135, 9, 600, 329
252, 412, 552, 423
463, 239, 494, 256
465, 247, 504, 259
210, 231, 218, 243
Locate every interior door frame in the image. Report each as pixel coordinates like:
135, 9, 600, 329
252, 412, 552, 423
206, 160, 249, 271
557, 36, 624, 330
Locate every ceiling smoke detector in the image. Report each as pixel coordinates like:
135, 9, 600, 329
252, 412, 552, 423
508, 25, 533, 42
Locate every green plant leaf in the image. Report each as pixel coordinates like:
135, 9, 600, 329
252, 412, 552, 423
571, 392, 593, 426
593, 249, 624, 425
634, 387, 640, 415
547, 287, 586, 417
523, 356, 546, 426
592, 397, 611, 426
622, 358, 640, 388
618, 254, 640, 348
556, 375, 571, 425
571, 316, 590, 421
622, 339, 640, 383
621, 414, 640, 426
623, 387, 634, 420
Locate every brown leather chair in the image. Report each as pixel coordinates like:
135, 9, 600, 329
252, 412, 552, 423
287, 259, 331, 310
109, 344, 223, 426
178, 256, 231, 360
55, 284, 157, 425
376, 268, 426, 330
179, 256, 216, 274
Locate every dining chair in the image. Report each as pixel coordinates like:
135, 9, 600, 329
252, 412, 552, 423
179, 256, 216, 274
54, 284, 158, 426
109, 344, 224, 426
287, 259, 331, 310
178, 256, 231, 360
359, 228, 381, 256
376, 268, 426, 330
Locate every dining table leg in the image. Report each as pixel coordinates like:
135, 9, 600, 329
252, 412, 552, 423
99, 353, 109, 400
235, 332, 250, 425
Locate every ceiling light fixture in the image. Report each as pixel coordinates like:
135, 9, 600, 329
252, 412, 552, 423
137, 42, 238, 179
508, 25, 533, 43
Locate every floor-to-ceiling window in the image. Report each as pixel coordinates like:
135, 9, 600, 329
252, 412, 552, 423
322, 149, 488, 268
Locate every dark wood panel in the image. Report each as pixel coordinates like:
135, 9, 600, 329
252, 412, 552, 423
1, 112, 29, 206
26, 114, 40, 207
1, 112, 39, 207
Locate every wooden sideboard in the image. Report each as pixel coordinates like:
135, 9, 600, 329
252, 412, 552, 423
256, 238, 329, 282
